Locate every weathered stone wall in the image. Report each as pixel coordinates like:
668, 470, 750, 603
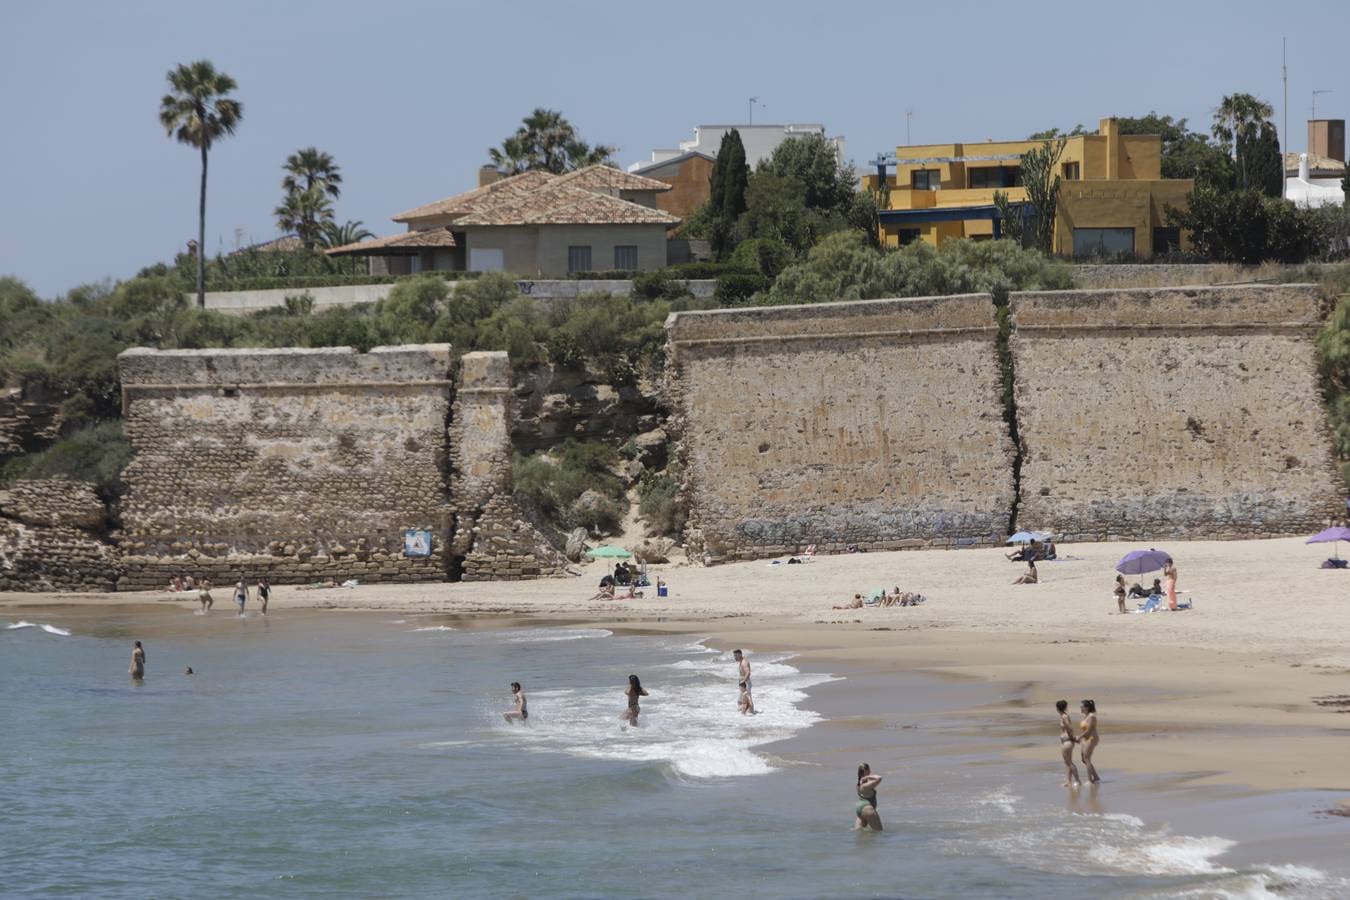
1070, 262, 1337, 290
0, 478, 118, 591
0, 388, 62, 458
1011, 284, 1342, 539
116, 345, 455, 587
666, 296, 1016, 560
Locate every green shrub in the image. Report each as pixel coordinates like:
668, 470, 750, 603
638, 473, 684, 537
0, 421, 132, 499
714, 271, 769, 306
512, 439, 629, 533
632, 269, 688, 301
730, 237, 793, 279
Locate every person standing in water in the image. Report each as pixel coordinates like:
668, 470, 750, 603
257, 577, 270, 616
233, 579, 248, 616
733, 649, 753, 711
503, 682, 528, 724
129, 641, 146, 680
621, 674, 648, 725
1056, 700, 1081, 787
738, 681, 755, 715
1079, 699, 1101, 784
853, 763, 883, 831
198, 579, 213, 612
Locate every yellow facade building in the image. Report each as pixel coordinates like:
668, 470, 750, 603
864, 117, 1193, 258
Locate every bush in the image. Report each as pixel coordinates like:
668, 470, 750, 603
730, 237, 793, 279
638, 473, 684, 537
714, 271, 769, 306
0, 421, 132, 499
632, 269, 688, 301
512, 439, 629, 534
1166, 187, 1318, 264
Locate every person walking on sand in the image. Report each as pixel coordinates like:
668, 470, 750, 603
621, 674, 648, 726
1162, 559, 1179, 611
257, 577, 270, 615
129, 641, 146, 680
1056, 700, 1081, 787
1113, 575, 1128, 614
198, 579, 213, 612
503, 682, 528, 724
1079, 700, 1101, 784
733, 649, 752, 710
233, 579, 248, 616
853, 763, 883, 831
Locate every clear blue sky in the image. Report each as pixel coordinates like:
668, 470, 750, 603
1, 0, 1345, 298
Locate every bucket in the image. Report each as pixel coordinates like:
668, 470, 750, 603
657, 585, 668, 597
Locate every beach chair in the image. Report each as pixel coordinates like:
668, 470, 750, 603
1134, 594, 1161, 613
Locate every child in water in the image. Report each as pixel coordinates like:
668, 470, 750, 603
738, 680, 756, 715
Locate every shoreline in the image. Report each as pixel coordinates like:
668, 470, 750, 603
7, 535, 1350, 799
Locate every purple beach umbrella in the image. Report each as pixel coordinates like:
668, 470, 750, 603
1114, 548, 1171, 577
1306, 526, 1350, 560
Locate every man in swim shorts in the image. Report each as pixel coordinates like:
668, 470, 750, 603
734, 649, 752, 709
503, 682, 527, 724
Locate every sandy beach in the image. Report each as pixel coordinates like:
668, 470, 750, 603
6, 535, 1350, 795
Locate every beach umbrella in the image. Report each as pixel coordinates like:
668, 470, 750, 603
1006, 530, 1052, 545
587, 546, 632, 559
1306, 526, 1350, 560
1114, 548, 1171, 578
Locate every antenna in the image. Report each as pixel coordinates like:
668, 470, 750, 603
905, 109, 913, 145
748, 96, 763, 126
1312, 89, 1333, 120
1282, 37, 1287, 200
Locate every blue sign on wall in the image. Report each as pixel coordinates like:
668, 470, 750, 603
403, 529, 433, 558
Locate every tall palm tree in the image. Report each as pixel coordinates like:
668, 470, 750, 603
320, 219, 375, 249
159, 60, 243, 308
487, 108, 616, 175
274, 186, 334, 250
282, 147, 342, 199
1212, 93, 1274, 190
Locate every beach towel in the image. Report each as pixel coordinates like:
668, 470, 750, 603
1134, 595, 1161, 613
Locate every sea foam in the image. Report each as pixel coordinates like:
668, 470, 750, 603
6, 621, 72, 636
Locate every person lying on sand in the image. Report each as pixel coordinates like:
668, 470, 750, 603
1013, 560, 1038, 585
833, 593, 864, 609
589, 582, 616, 602
296, 580, 342, 591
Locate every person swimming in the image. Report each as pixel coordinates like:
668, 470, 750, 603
853, 763, 883, 831
621, 674, 648, 725
128, 641, 146, 680
1056, 700, 1081, 787
503, 681, 528, 724
1079, 699, 1100, 784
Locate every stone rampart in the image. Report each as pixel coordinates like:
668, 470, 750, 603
116, 345, 455, 587
0, 478, 118, 591
666, 296, 1016, 560
1010, 284, 1342, 539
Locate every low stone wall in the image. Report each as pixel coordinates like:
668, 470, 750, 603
1010, 284, 1343, 540
666, 296, 1016, 560
0, 478, 118, 591
1069, 262, 1335, 290
202, 279, 717, 315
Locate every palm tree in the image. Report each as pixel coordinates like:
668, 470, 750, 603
487, 108, 616, 175
274, 186, 334, 250
1212, 93, 1275, 190
282, 147, 342, 199
320, 219, 375, 249
159, 60, 243, 308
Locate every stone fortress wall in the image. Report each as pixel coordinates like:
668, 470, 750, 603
667, 284, 1343, 561
1011, 284, 1342, 539
665, 296, 1017, 560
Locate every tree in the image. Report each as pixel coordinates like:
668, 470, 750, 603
1117, 112, 1233, 189
320, 220, 375, 248
159, 60, 243, 308
282, 147, 342, 199
1165, 186, 1315, 263
1343, 166, 1349, 198
708, 130, 749, 259
274, 186, 334, 249
998, 140, 1064, 253
757, 133, 854, 213
487, 109, 616, 175
1212, 93, 1275, 191
1028, 125, 1087, 140
1237, 122, 1284, 198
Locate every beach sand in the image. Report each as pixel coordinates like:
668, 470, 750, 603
6, 535, 1350, 795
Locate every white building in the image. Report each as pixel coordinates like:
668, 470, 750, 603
629, 124, 845, 172
1286, 153, 1345, 208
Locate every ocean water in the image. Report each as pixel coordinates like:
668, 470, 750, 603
4, 608, 1348, 899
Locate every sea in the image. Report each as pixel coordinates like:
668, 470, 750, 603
4, 606, 1348, 899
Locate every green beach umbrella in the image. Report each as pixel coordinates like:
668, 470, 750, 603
587, 546, 632, 559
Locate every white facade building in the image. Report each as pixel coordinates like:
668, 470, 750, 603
1286, 153, 1345, 208
629, 124, 845, 172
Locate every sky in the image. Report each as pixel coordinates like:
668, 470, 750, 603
1, 0, 1346, 298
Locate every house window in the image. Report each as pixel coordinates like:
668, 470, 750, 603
897, 228, 922, 247
567, 245, 592, 273
911, 169, 940, 190
1072, 227, 1136, 258
614, 245, 638, 270
968, 166, 1022, 189
1062, 161, 1081, 180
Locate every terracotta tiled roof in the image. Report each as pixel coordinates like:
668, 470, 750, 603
232, 234, 304, 254
325, 227, 457, 256
555, 164, 672, 193
451, 181, 681, 226
391, 171, 555, 222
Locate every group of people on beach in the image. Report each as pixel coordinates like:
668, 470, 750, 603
501, 649, 756, 728
1056, 699, 1101, 787
832, 586, 925, 609
167, 575, 271, 616
1111, 558, 1180, 613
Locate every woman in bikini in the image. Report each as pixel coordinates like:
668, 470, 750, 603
1113, 575, 1128, 614
128, 641, 146, 680
853, 763, 883, 831
621, 674, 648, 725
1162, 559, 1179, 611
1056, 700, 1081, 786
1079, 699, 1100, 784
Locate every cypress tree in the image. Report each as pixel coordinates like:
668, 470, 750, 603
721, 130, 750, 219
709, 132, 734, 218
1237, 122, 1283, 198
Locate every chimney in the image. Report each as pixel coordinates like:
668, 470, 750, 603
478, 164, 502, 188
1308, 119, 1346, 162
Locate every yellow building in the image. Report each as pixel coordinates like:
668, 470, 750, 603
864, 117, 1193, 258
